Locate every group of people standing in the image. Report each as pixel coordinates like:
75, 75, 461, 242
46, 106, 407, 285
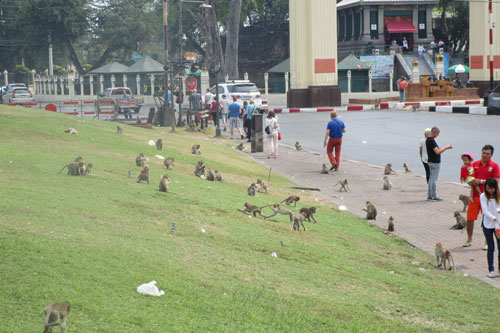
419, 128, 500, 277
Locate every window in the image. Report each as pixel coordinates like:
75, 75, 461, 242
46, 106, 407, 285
227, 84, 259, 93
418, 10, 427, 39
370, 10, 378, 39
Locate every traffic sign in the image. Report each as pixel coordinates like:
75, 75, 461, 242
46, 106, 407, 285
185, 76, 197, 90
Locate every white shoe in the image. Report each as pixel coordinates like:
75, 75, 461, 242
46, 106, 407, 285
487, 272, 496, 278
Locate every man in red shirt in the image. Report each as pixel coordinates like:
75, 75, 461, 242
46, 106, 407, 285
464, 145, 500, 247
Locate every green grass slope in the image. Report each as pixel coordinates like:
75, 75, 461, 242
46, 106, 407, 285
1, 106, 500, 332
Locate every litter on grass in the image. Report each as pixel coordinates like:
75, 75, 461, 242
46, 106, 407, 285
338, 205, 347, 211
155, 155, 165, 160
137, 280, 165, 296
201, 228, 206, 233
271, 252, 278, 258
148, 140, 156, 146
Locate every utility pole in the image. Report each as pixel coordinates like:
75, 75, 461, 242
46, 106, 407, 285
48, 31, 53, 77
488, 0, 494, 93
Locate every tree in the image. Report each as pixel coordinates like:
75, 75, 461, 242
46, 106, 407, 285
224, 0, 243, 79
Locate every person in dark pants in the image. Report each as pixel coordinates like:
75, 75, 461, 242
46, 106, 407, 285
425, 126, 452, 201
121, 90, 133, 119
244, 100, 256, 142
419, 128, 431, 183
479, 178, 500, 278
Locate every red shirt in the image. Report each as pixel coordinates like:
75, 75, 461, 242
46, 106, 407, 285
460, 165, 471, 182
471, 159, 500, 198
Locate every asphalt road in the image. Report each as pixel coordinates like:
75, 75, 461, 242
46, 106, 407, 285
277, 110, 500, 182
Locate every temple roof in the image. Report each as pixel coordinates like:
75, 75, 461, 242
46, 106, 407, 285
89, 62, 128, 74
268, 58, 290, 73
337, 0, 438, 10
338, 54, 370, 70
123, 56, 164, 74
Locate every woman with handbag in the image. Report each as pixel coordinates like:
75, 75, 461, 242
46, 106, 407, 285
479, 177, 500, 278
265, 111, 279, 158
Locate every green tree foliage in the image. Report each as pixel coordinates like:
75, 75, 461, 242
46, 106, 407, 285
434, 0, 469, 53
13, 65, 31, 75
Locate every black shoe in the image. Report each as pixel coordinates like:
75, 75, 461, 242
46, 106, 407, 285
330, 163, 338, 171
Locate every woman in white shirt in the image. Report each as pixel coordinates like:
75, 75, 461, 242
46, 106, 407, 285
479, 177, 500, 278
419, 128, 431, 183
265, 111, 279, 158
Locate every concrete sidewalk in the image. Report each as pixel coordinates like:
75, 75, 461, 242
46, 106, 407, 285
223, 132, 499, 288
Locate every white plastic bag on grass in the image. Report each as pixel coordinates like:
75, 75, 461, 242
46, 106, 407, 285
148, 140, 156, 146
137, 280, 165, 296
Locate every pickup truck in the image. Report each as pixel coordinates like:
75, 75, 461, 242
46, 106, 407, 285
95, 87, 144, 114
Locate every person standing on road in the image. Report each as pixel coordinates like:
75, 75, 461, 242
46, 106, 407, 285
397, 76, 408, 102
204, 88, 213, 110
464, 145, 500, 247
190, 89, 202, 111
220, 94, 230, 131
323, 110, 345, 171
419, 128, 432, 183
228, 97, 244, 140
244, 100, 256, 142
121, 90, 133, 119
265, 110, 279, 158
425, 126, 452, 201
479, 178, 500, 278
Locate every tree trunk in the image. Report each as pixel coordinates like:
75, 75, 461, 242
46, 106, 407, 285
200, 0, 225, 80
224, 0, 242, 79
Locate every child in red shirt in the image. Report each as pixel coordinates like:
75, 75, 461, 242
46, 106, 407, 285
460, 152, 481, 203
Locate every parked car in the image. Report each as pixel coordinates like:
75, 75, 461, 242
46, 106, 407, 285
95, 87, 144, 114
210, 80, 267, 112
2, 87, 33, 104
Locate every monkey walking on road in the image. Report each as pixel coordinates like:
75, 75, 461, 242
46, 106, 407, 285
321, 164, 330, 174
458, 194, 469, 212
43, 301, 71, 333
335, 179, 351, 192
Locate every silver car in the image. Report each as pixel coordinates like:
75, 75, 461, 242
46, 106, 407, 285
2, 87, 33, 104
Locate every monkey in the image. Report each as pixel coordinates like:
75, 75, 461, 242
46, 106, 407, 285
206, 168, 215, 181
58, 161, 84, 176
64, 128, 78, 135
363, 201, 377, 220
156, 138, 163, 150
136, 116, 141, 124
388, 216, 395, 232
235, 143, 244, 151
374, 99, 380, 109
116, 125, 123, 134
74, 156, 84, 163
43, 301, 71, 333
191, 144, 201, 155
248, 183, 256, 196
335, 178, 351, 192
282, 195, 300, 207
384, 163, 396, 175
136, 165, 150, 184
292, 213, 306, 231
450, 211, 467, 230
181, 119, 187, 127
83, 163, 92, 176
194, 160, 205, 177
135, 153, 146, 167
215, 170, 222, 181
238, 202, 266, 218
403, 162, 412, 173
383, 176, 392, 190
256, 179, 268, 193
459, 194, 469, 213
321, 164, 330, 174
262, 203, 294, 221
435, 242, 455, 270
295, 141, 302, 151
159, 174, 170, 192
299, 206, 318, 223
411, 104, 420, 112
164, 157, 174, 170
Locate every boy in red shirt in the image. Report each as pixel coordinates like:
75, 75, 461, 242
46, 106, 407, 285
460, 152, 481, 202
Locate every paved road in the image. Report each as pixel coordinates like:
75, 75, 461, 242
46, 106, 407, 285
277, 110, 500, 182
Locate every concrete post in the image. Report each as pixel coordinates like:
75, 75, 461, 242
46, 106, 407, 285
31, 70, 36, 92
264, 72, 269, 97
99, 75, 104, 94
201, 70, 210, 95
48, 78, 52, 95
284, 72, 289, 94
69, 78, 75, 97
390, 70, 394, 92
224, 73, 229, 82
368, 70, 373, 93
136, 75, 141, 95
412, 59, 420, 82
123, 74, 127, 89
59, 78, 64, 96
42, 79, 45, 95
150, 75, 155, 96
89, 75, 94, 96
3, 70, 8, 86
111, 74, 116, 88
244, 72, 249, 80
79, 77, 83, 96
347, 70, 352, 93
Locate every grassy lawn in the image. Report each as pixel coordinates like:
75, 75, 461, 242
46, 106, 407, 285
1, 106, 500, 332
